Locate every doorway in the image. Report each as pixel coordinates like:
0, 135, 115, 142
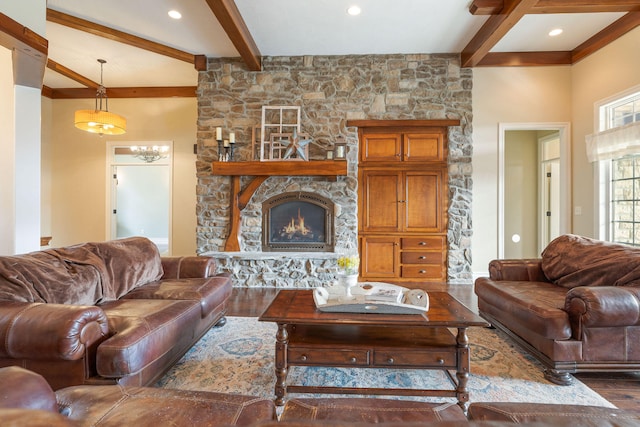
498, 123, 571, 259
106, 142, 172, 255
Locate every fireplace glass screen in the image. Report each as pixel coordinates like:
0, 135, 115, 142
262, 193, 334, 252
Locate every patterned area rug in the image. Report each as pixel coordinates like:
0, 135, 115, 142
157, 316, 613, 407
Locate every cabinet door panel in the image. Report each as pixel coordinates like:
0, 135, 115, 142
360, 133, 401, 162
360, 236, 399, 278
404, 133, 444, 162
361, 171, 401, 232
404, 171, 442, 232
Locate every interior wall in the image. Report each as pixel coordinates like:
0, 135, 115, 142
472, 66, 572, 275
44, 97, 198, 255
571, 27, 640, 238
504, 130, 538, 258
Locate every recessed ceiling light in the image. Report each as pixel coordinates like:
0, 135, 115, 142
548, 28, 563, 37
347, 5, 361, 16
168, 10, 182, 19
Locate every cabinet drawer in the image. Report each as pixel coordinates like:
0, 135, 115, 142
289, 348, 370, 366
401, 252, 443, 264
401, 265, 444, 279
401, 236, 445, 250
373, 350, 456, 368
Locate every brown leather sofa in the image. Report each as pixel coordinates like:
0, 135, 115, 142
475, 234, 640, 385
0, 237, 232, 390
2, 366, 640, 427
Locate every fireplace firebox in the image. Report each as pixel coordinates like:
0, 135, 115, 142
262, 192, 334, 252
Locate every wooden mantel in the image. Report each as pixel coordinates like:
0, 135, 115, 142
211, 160, 348, 251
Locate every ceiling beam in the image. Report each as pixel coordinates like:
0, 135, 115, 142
205, 0, 261, 71
532, 0, 640, 14
572, 11, 640, 63
462, 0, 539, 67
470, 0, 640, 15
46, 59, 99, 89
476, 51, 572, 66
46, 9, 198, 66
43, 86, 197, 99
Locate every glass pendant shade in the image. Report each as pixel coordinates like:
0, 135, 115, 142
74, 109, 126, 135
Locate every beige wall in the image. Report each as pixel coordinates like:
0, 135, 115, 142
504, 130, 539, 259
472, 66, 572, 274
472, 27, 640, 275
44, 97, 198, 255
571, 27, 640, 238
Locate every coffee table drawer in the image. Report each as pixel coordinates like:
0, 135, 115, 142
289, 348, 370, 366
373, 350, 456, 368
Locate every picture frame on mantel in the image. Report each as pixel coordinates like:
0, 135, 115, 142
334, 138, 347, 160
260, 106, 301, 161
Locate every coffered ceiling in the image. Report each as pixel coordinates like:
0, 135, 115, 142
8, 1, 640, 98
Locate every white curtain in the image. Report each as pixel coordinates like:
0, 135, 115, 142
586, 121, 640, 162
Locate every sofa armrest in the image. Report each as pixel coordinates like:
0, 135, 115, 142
161, 256, 218, 279
565, 286, 640, 338
0, 302, 109, 360
0, 366, 58, 412
488, 259, 548, 282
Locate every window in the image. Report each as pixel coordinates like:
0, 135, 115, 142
597, 89, 640, 245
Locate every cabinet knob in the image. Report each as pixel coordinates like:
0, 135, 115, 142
419, 256, 426, 259
350, 357, 357, 363
387, 357, 394, 364
419, 270, 426, 274
437, 358, 445, 365
300, 355, 307, 361
418, 241, 427, 246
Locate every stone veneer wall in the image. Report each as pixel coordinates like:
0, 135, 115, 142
196, 54, 473, 286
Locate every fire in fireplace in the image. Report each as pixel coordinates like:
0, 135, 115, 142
262, 192, 334, 252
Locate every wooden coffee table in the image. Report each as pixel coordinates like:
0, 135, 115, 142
258, 289, 489, 408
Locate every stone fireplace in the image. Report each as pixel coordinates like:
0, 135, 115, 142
196, 53, 473, 287
262, 192, 334, 252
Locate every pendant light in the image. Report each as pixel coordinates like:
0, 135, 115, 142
74, 59, 126, 135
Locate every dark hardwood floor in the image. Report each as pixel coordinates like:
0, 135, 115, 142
227, 284, 640, 410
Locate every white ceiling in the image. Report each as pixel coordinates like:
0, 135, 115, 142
43, 0, 628, 89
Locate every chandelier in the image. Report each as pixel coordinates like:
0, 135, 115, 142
74, 59, 126, 136
130, 145, 169, 163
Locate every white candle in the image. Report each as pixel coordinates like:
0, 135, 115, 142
224, 139, 230, 147
216, 127, 222, 140
229, 132, 235, 143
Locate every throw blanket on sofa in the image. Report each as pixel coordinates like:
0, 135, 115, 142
542, 234, 640, 288
0, 237, 162, 305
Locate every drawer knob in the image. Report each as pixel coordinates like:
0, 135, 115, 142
419, 256, 426, 259
418, 241, 427, 245
387, 357, 394, 364
437, 358, 444, 365
419, 270, 426, 274
350, 357, 357, 363
300, 355, 307, 361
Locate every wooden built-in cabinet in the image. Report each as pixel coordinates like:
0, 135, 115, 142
353, 122, 453, 283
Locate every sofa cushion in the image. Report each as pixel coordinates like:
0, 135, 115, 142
280, 398, 467, 423
542, 234, 640, 289
89, 237, 163, 300
122, 276, 231, 318
475, 279, 571, 340
97, 299, 201, 378
468, 402, 640, 425
0, 250, 104, 305
56, 386, 276, 426
0, 237, 163, 305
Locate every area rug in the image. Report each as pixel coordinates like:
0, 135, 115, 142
157, 316, 614, 407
